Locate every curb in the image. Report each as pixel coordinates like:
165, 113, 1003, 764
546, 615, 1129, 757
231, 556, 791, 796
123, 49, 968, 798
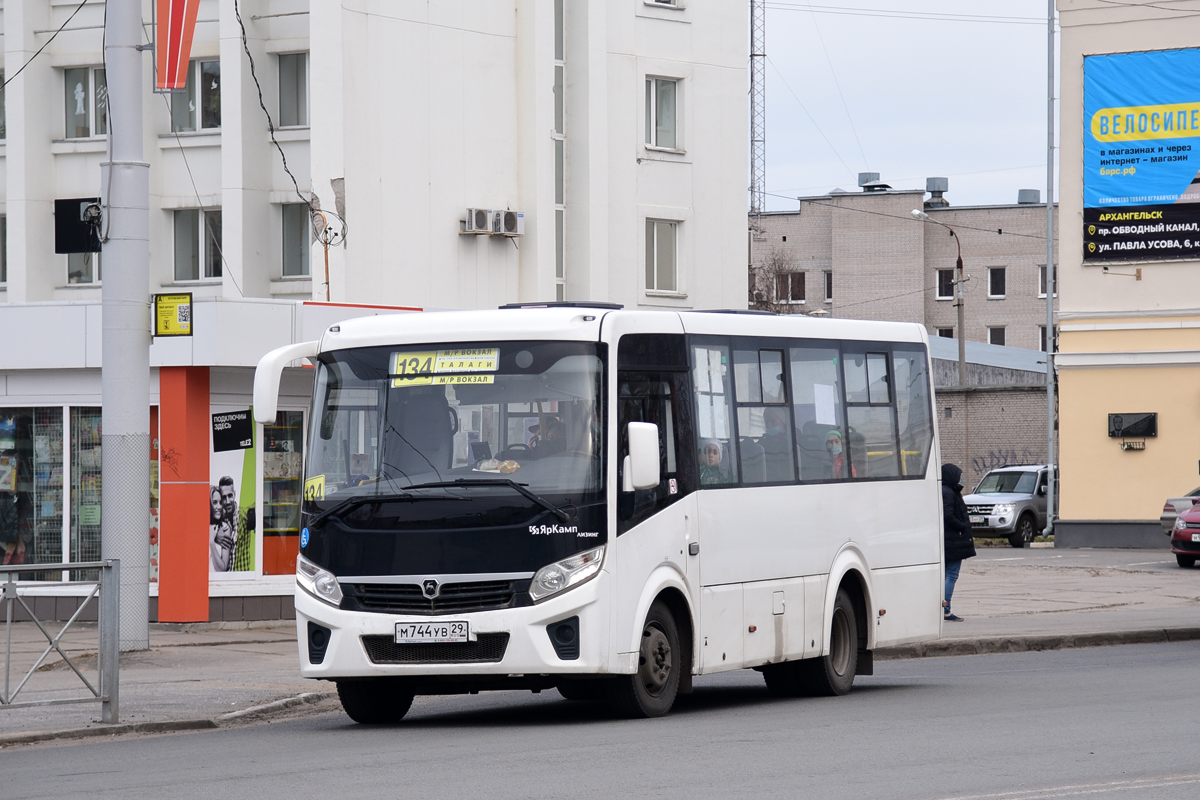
218, 692, 334, 723
0, 718, 217, 747
876, 627, 1200, 660
0, 692, 336, 748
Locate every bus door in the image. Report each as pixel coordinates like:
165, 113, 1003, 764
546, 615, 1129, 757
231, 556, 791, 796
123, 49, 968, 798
614, 333, 699, 628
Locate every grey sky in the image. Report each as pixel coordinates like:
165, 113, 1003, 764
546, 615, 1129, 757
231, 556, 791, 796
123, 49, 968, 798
761, 1, 1057, 209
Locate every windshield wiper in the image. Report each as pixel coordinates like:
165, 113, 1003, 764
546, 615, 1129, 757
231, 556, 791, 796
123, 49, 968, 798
308, 491, 466, 527
404, 479, 571, 524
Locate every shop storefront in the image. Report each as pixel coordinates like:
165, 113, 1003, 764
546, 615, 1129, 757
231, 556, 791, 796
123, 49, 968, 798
0, 299, 416, 621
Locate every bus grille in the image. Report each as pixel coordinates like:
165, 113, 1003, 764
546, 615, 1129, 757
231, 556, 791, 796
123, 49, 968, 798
348, 581, 520, 615
361, 633, 510, 664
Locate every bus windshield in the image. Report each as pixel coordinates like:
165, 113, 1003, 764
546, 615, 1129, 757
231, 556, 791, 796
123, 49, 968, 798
307, 341, 604, 509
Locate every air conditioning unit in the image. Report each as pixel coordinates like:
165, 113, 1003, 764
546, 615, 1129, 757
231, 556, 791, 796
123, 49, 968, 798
491, 210, 525, 237
463, 208, 493, 234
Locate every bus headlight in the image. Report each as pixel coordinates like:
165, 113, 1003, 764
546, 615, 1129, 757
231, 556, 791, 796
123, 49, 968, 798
297, 554, 343, 607
530, 546, 605, 602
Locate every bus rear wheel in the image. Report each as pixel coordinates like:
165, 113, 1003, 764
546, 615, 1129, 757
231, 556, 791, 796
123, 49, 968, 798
607, 600, 681, 718
799, 588, 858, 696
336, 678, 415, 724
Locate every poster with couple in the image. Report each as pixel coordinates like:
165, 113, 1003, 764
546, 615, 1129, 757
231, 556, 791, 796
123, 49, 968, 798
210, 408, 257, 573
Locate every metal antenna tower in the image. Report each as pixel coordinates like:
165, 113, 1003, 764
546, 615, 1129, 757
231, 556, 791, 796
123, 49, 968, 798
750, 0, 766, 222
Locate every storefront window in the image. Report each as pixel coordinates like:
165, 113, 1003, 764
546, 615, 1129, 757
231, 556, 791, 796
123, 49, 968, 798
262, 411, 303, 575
0, 409, 64, 578
70, 408, 102, 578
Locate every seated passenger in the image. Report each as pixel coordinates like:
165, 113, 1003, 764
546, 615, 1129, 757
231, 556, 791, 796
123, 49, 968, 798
534, 419, 568, 457
699, 439, 726, 485
826, 429, 856, 479
759, 407, 795, 481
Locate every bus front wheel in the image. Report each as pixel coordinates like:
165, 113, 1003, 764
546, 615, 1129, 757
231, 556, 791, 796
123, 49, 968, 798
336, 678, 415, 724
607, 600, 681, 718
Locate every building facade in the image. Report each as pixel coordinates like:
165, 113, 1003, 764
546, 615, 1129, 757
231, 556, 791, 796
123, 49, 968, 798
748, 181, 1060, 353
1056, 0, 1200, 547
0, 0, 749, 620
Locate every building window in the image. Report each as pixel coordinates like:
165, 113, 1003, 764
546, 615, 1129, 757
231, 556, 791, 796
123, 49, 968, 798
64, 67, 107, 139
279, 53, 308, 127
1040, 325, 1058, 352
171, 61, 220, 132
0, 70, 6, 139
67, 252, 101, 284
988, 266, 1006, 298
988, 326, 1006, 346
1039, 264, 1058, 297
937, 327, 954, 339
775, 272, 805, 304
936, 269, 954, 299
645, 77, 678, 149
174, 209, 223, 281
824, 270, 833, 302
553, 0, 566, 301
645, 219, 678, 292
651, 0, 678, 5
282, 204, 311, 277
0, 216, 6, 283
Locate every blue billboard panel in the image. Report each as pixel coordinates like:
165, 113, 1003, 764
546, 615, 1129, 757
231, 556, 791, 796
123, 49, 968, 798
1083, 49, 1200, 262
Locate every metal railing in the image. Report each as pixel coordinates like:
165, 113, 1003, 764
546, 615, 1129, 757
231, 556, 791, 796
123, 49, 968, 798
1, 560, 120, 723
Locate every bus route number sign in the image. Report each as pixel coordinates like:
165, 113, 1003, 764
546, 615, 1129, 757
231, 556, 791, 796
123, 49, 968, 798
390, 348, 499, 387
395, 621, 471, 644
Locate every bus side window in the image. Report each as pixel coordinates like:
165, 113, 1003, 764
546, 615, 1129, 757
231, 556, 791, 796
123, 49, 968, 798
692, 343, 738, 486
892, 346, 933, 477
789, 344, 846, 482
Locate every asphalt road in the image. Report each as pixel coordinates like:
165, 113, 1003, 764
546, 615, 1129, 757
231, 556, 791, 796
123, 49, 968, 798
6, 641, 1200, 800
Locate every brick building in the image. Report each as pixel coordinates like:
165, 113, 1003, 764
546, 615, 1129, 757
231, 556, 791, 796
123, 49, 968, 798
748, 177, 1060, 353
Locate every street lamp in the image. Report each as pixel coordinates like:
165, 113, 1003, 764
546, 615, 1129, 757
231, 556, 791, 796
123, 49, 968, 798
913, 209, 967, 386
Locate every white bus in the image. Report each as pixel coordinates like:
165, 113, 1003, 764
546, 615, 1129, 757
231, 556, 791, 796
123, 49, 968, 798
253, 304, 944, 722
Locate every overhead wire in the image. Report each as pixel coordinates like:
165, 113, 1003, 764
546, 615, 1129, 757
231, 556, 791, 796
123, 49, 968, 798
766, 56, 857, 182
802, 3, 870, 171
0, 0, 94, 92
763, 2, 1045, 25
762, 190, 1049, 240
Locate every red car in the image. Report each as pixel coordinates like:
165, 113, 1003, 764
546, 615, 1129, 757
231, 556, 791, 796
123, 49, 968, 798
1170, 504, 1200, 568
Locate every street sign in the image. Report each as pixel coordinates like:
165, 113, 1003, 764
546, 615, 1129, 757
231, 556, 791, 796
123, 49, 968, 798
153, 293, 193, 337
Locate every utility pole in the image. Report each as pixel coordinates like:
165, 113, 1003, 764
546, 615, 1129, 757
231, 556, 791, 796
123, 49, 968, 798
101, 0, 151, 651
1044, 0, 1057, 536
912, 209, 967, 385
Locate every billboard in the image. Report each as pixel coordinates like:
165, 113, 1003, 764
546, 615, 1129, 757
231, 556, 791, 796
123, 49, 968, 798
1083, 48, 1200, 262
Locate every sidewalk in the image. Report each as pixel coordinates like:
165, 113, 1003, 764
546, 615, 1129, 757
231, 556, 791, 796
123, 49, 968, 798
2, 547, 1197, 744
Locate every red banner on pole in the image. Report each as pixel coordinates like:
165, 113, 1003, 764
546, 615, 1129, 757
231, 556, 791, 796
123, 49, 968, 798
156, 0, 202, 91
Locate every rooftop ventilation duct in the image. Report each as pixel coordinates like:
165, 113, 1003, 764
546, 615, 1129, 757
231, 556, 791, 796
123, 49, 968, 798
1017, 189, 1041, 205
857, 172, 880, 187
924, 177, 950, 209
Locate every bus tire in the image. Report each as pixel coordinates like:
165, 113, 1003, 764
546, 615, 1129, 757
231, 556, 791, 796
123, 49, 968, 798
761, 662, 804, 697
606, 600, 681, 718
557, 679, 602, 701
336, 678, 415, 724
800, 588, 858, 697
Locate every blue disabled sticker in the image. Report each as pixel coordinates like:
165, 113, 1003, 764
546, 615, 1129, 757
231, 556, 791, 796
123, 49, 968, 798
300, 528, 309, 548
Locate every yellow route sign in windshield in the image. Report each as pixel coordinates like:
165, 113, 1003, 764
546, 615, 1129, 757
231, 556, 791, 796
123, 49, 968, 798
391, 348, 499, 387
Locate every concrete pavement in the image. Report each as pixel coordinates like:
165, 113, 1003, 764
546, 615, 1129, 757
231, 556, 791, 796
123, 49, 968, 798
1, 546, 1197, 745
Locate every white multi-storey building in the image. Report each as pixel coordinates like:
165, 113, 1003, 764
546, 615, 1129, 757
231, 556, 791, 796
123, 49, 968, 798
0, 0, 749, 621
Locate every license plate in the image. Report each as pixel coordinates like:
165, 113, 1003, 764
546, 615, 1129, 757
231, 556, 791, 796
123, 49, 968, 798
395, 621, 470, 644
1192, 533, 1200, 543
970, 516, 984, 525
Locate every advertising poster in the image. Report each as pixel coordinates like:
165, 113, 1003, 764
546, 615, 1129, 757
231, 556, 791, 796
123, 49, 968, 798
210, 407, 257, 573
1084, 48, 1200, 262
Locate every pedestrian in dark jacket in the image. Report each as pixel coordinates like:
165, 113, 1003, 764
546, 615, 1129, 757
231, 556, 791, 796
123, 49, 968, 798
942, 463, 976, 621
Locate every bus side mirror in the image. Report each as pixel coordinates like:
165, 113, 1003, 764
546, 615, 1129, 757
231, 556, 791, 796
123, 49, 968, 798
254, 341, 320, 425
625, 422, 661, 491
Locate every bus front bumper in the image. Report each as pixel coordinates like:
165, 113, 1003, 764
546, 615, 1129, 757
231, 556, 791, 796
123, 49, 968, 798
294, 574, 611, 680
